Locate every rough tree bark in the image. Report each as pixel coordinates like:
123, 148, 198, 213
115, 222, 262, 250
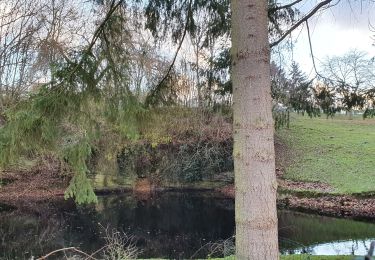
232, 1, 279, 259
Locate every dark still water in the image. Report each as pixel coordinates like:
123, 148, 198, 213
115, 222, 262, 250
1, 192, 375, 259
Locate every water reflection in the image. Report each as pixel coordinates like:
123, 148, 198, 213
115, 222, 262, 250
1, 192, 375, 259
292, 239, 375, 255
278, 210, 375, 255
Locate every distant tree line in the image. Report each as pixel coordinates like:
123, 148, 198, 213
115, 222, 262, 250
271, 50, 375, 120
0, 0, 306, 116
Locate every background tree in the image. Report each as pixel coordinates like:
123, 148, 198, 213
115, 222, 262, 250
321, 50, 375, 118
288, 62, 318, 116
0, 0, 95, 111
0, 0, 41, 109
363, 88, 375, 118
312, 82, 337, 118
270, 61, 289, 105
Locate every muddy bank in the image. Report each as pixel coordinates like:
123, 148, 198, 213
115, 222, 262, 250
279, 194, 375, 221
216, 183, 375, 221
3, 167, 375, 222
92, 135, 290, 192
0, 126, 288, 205
0, 158, 67, 206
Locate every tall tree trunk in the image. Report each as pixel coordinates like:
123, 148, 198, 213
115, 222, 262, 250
232, 1, 279, 259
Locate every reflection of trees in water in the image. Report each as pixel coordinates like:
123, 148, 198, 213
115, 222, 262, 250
95, 193, 235, 258
3, 194, 375, 259
278, 210, 375, 250
0, 212, 65, 259
280, 239, 375, 259
0, 193, 235, 259
278, 236, 312, 255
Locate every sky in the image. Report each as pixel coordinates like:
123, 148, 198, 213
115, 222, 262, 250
286, 0, 375, 77
1, 0, 374, 80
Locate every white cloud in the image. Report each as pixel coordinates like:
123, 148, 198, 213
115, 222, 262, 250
287, 0, 375, 75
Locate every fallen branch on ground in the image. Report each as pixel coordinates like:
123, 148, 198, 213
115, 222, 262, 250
36, 247, 98, 260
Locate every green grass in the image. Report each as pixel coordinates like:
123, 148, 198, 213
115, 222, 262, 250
277, 114, 375, 194
190, 256, 353, 260
147, 256, 353, 260
281, 256, 352, 260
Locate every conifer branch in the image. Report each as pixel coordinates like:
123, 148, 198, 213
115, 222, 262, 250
67, 0, 126, 80
145, 0, 193, 106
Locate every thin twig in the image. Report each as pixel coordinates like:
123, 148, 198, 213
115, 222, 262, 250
306, 20, 319, 78
306, 20, 331, 83
84, 245, 108, 260
269, 0, 304, 12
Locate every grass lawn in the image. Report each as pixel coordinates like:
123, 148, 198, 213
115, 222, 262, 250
202, 255, 353, 260
281, 256, 352, 260
147, 256, 353, 260
277, 114, 375, 194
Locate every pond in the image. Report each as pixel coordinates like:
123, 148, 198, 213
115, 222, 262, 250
1, 192, 375, 259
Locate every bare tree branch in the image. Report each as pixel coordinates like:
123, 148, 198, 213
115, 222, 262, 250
36, 247, 98, 260
269, 0, 304, 12
270, 0, 337, 48
306, 20, 326, 80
